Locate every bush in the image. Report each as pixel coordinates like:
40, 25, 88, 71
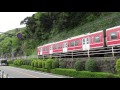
52, 60, 59, 69
59, 61, 66, 68
51, 68, 119, 78
34, 60, 38, 67
115, 59, 120, 74
7, 60, 14, 65
85, 59, 97, 72
21, 60, 32, 65
74, 61, 85, 71
45, 59, 53, 70
13, 60, 22, 66
42, 61, 46, 68
31, 60, 35, 67
38, 60, 42, 68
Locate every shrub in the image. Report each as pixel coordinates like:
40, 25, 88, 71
45, 59, 53, 70
34, 60, 38, 67
21, 60, 32, 65
85, 59, 97, 72
74, 61, 85, 71
115, 59, 120, 74
38, 60, 42, 68
31, 60, 35, 67
42, 61, 46, 68
52, 60, 59, 69
7, 60, 14, 65
51, 68, 119, 78
59, 61, 66, 68
13, 60, 22, 66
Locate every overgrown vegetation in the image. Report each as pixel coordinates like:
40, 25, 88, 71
74, 61, 85, 71
85, 59, 97, 72
1, 12, 120, 57
115, 59, 120, 75
52, 60, 59, 69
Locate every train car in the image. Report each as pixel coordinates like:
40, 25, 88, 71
37, 25, 120, 57
89, 30, 104, 49
106, 25, 120, 47
42, 43, 52, 55
37, 46, 43, 55
52, 41, 64, 54
67, 34, 89, 51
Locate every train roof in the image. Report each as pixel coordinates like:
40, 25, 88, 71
106, 25, 120, 30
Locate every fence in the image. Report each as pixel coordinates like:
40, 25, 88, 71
41, 46, 120, 59
6, 46, 120, 60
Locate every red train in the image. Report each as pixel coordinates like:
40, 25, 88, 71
37, 25, 120, 56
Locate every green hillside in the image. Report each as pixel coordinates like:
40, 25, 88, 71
1, 12, 120, 57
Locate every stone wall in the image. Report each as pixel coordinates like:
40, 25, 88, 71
57, 57, 118, 73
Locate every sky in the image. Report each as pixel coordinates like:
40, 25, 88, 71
0, 12, 36, 33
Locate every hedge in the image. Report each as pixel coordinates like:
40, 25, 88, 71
51, 68, 119, 78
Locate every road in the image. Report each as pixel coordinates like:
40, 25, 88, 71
0, 66, 70, 78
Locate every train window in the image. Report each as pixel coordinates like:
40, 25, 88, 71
82, 39, 85, 45
86, 38, 89, 44
43, 47, 46, 51
70, 41, 74, 47
40, 48, 42, 52
94, 36, 100, 43
50, 46, 53, 50
66, 42, 68, 47
110, 32, 117, 40
75, 40, 78, 46
56, 44, 59, 49
63, 42, 68, 48
62, 44, 64, 48
59, 44, 61, 49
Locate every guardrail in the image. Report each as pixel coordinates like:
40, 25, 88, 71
41, 46, 120, 59
5, 46, 120, 60
0, 70, 10, 78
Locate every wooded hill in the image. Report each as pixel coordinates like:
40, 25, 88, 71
0, 12, 120, 58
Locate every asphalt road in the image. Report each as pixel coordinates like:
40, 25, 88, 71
0, 66, 70, 78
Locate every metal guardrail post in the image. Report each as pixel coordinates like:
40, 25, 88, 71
72, 51, 73, 60
0, 70, 1, 78
6, 74, 9, 78
2, 71, 4, 78
88, 49, 90, 58
112, 47, 114, 57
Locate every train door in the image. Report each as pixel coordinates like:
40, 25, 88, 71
82, 37, 90, 50
63, 42, 68, 53
40, 47, 42, 55
50, 45, 53, 54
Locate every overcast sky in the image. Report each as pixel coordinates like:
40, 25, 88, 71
0, 12, 36, 33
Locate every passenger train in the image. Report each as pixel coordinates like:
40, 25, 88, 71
37, 25, 120, 56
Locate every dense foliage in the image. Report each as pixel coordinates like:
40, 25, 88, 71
1, 12, 120, 57
85, 59, 97, 72
52, 60, 59, 69
115, 59, 120, 74
74, 61, 85, 71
